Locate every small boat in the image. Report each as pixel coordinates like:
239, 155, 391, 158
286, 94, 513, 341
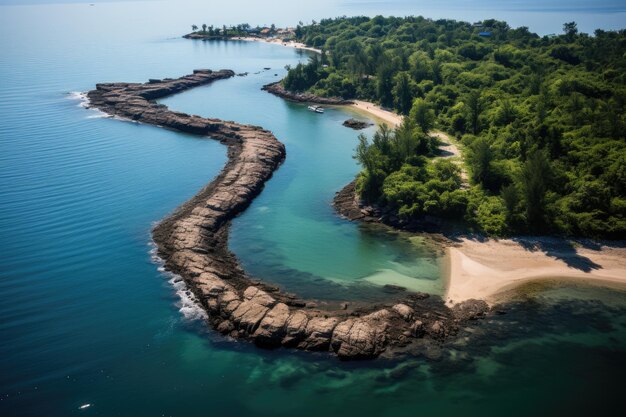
307, 105, 324, 113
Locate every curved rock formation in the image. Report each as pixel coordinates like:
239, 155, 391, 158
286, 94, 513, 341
263, 81, 353, 105
87, 69, 488, 360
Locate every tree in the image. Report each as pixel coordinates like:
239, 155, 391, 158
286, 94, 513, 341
376, 62, 395, 108
191, 25, 198, 32
202, 23, 207, 34
495, 99, 518, 125
520, 150, 552, 229
501, 183, 520, 225
465, 91, 485, 135
354, 133, 374, 172
467, 137, 493, 187
354, 132, 387, 201
563, 21, 578, 41
409, 98, 434, 133
392, 120, 417, 163
392, 72, 413, 115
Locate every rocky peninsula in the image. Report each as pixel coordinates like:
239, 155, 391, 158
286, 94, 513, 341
87, 70, 489, 360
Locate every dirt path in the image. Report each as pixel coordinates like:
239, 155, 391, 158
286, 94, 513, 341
431, 131, 469, 188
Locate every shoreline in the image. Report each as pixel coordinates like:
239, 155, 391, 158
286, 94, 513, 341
86, 69, 488, 360
332, 182, 626, 306
262, 82, 405, 128
231, 36, 323, 54
184, 33, 322, 54
446, 237, 626, 305
348, 100, 403, 127
185, 34, 404, 129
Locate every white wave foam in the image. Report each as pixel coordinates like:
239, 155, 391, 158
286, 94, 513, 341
149, 241, 208, 322
67, 90, 111, 120
86, 112, 108, 119
67, 91, 89, 108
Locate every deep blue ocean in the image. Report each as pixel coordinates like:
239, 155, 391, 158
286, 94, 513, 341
1, 1, 625, 416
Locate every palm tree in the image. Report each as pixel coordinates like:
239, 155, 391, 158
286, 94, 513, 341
191, 24, 198, 32
202, 23, 207, 34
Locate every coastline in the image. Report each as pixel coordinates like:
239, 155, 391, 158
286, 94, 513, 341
231, 36, 322, 54
348, 100, 403, 127
184, 33, 322, 54
446, 238, 626, 305
86, 69, 489, 360
333, 182, 626, 306
262, 82, 405, 128
185, 34, 404, 129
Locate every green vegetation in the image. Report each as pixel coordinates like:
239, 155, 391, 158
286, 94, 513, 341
285, 16, 626, 238
189, 23, 287, 38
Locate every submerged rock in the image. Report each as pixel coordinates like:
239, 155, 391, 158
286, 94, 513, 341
342, 118, 373, 130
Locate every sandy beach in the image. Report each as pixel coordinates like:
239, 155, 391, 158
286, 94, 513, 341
350, 100, 403, 127
232, 38, 406, 128
446, 237, 626, 305
232, 36, 322, 54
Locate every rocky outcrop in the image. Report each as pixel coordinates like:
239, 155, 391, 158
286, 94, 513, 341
262, 81, 353, 105
86, 70, 488, 360
343, 118, 373, 130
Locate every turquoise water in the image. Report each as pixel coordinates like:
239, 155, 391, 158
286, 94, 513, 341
160, 59, 443, 300
1, 2, 625, 417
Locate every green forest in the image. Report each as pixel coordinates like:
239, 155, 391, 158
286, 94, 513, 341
283, 16, 626, 238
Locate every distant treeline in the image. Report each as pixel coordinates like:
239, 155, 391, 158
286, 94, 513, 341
189, 23, 283, 37
283, 16, 626, 238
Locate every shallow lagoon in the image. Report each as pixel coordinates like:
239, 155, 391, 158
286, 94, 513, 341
160, 60, 444, 301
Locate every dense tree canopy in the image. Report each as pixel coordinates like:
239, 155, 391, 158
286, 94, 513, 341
286, 16, 626, 238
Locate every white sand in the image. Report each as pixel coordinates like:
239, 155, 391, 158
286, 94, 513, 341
232, 36, 322, 54
350, 100, 403, 127
446, 237, 626, 305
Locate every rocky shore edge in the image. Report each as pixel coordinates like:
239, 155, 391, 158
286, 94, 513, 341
334, 180, 457, 233
87, 69, 489, 360
262, 81, 353, 105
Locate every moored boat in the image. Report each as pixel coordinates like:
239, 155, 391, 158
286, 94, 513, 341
307, 105, 324, 113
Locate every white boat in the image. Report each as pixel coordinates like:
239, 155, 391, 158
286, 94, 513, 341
307, 105, 324, 113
